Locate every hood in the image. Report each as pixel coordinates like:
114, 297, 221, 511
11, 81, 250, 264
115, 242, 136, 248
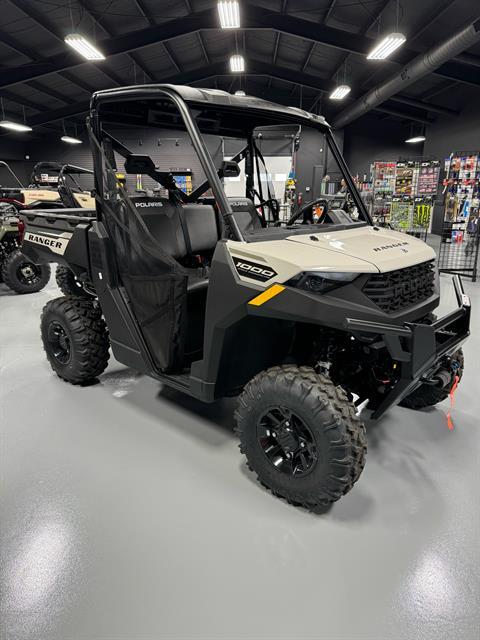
286, 226, 436, 272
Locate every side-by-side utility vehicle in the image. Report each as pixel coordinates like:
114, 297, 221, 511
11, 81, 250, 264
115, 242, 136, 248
30, 162, 97, 297
20, 86, 470, 509
0, 161, 54, 293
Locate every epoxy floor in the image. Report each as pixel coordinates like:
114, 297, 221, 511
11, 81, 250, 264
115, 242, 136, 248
1, 274, 479, 640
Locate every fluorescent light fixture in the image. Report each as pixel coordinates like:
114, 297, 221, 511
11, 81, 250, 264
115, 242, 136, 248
405, 135, 426, 143
329, 84, 351, 100
234, 90, 246, 96
61, 135, 82, 144
0, 120, 32, 132
65, 33, 105, 60
230, 54, 245, 72
367, 33, 406, 60
218, 1, 240, 28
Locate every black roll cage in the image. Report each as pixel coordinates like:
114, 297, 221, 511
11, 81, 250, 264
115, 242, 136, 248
0, 160, 24, 188
31, 162, 93, 193
89, 85, 372, 242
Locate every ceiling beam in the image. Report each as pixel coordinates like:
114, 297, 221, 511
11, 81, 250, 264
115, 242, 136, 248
197, 32, 210, 65
22, 60, 432, 129
75, 0, 156, 83
6, 0, 124, 87
26, 63, 227, 126
272, 32, 281, 65
133, 0, 155, 26
59, 71, 96, 94
389, 95, 458, 116
0, 24, 98, 97
0, 89, 46, 112
242, 5, 480, 88
0, 7, 217, 89
26, 80, 70, 104
328, 0, 391, 83
163, 42, 182, 73
1, 3, 479, 93
324, 0, 338, 24
332, 16, 480, 128
301, 43, 316, 73
408, 0, 457, 45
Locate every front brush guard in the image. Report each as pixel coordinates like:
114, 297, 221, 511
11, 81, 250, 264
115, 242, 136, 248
345, 275, 471, 419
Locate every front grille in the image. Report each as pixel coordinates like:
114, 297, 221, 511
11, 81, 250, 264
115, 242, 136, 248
363, 260, 435, 313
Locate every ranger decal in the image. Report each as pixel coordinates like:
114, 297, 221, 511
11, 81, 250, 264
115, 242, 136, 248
373, 241, 409, 252
24, 231, 72, 256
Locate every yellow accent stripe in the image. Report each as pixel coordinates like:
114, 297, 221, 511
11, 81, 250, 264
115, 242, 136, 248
248, 283, 285, 306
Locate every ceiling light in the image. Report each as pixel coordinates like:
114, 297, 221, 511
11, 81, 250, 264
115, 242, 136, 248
405, 135, 426, 143
234, 90, 246, 96
329, 85, 351, 100
61, 135, 82, 144
230, 54, 245, 72
65, 33, 105, 60
0, 120, 32, 132
367, 33, 406, 60
218, 1, 240, 28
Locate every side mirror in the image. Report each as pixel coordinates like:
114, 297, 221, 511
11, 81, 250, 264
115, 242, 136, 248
124, 154, 155, 175
221, 160, 240, 178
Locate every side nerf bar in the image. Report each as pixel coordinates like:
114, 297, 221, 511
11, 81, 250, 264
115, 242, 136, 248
345, 275, 471, 419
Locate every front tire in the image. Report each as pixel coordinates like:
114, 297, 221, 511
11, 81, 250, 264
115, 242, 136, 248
41, 296, 110, 384
1, 249, 51, 294
399, 349, 464, 410
234, 366, 367, 510
55, 264, 94, 298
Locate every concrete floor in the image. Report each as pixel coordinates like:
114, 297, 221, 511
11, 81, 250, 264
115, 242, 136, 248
1, 274, 479, 640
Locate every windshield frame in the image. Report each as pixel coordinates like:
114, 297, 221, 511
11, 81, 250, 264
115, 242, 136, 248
89, 85, 373, 241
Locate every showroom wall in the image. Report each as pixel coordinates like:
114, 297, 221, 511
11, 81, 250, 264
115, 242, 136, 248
343, 114, 423, 178
423, 102, 480, 160
0, 138, 31, 185
18, 124, 342, 197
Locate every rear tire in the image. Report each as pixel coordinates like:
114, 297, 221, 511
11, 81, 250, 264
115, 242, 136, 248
55, 264, 93, 298
399, 349, 464, 410
41, 296, 110, 384
1, 249, 50, 294
234, 365, 367, 510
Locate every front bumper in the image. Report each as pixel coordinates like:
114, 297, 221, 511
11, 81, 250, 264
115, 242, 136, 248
345, 275, 471, 419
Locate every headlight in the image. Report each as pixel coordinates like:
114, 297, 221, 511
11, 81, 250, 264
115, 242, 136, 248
287, 271, 358, 295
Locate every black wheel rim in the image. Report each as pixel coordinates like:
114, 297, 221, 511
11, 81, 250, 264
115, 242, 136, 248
47, 321, 71, 365
16, 261, 42, 285
257, 407, 317, 477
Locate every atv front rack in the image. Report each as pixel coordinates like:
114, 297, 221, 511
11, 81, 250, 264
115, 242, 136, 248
345, 275, 471, 418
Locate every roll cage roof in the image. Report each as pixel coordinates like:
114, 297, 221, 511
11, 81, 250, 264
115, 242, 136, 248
32, 162, 93, 177
90, 84, 330, 134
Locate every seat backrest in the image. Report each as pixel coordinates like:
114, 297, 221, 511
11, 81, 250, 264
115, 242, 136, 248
228, 197, 263, 234
129, 195, 187, 259
182, 204, 218, 253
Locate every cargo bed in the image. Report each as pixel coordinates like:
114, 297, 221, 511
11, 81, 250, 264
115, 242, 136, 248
20, 207, 96, 273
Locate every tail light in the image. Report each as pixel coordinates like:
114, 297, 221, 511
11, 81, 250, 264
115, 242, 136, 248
17, 219, 25, 242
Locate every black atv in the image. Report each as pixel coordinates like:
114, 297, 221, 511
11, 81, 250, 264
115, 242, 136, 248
20, 86, 470, 509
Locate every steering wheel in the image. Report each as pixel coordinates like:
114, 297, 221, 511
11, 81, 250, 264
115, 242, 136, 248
284, 197, 331, 226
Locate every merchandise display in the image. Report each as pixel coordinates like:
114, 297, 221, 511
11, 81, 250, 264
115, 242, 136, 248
19, 85, 470, 510
437, 152, 480, 280
370, 159, 440, 232
394, 160, 415, 196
